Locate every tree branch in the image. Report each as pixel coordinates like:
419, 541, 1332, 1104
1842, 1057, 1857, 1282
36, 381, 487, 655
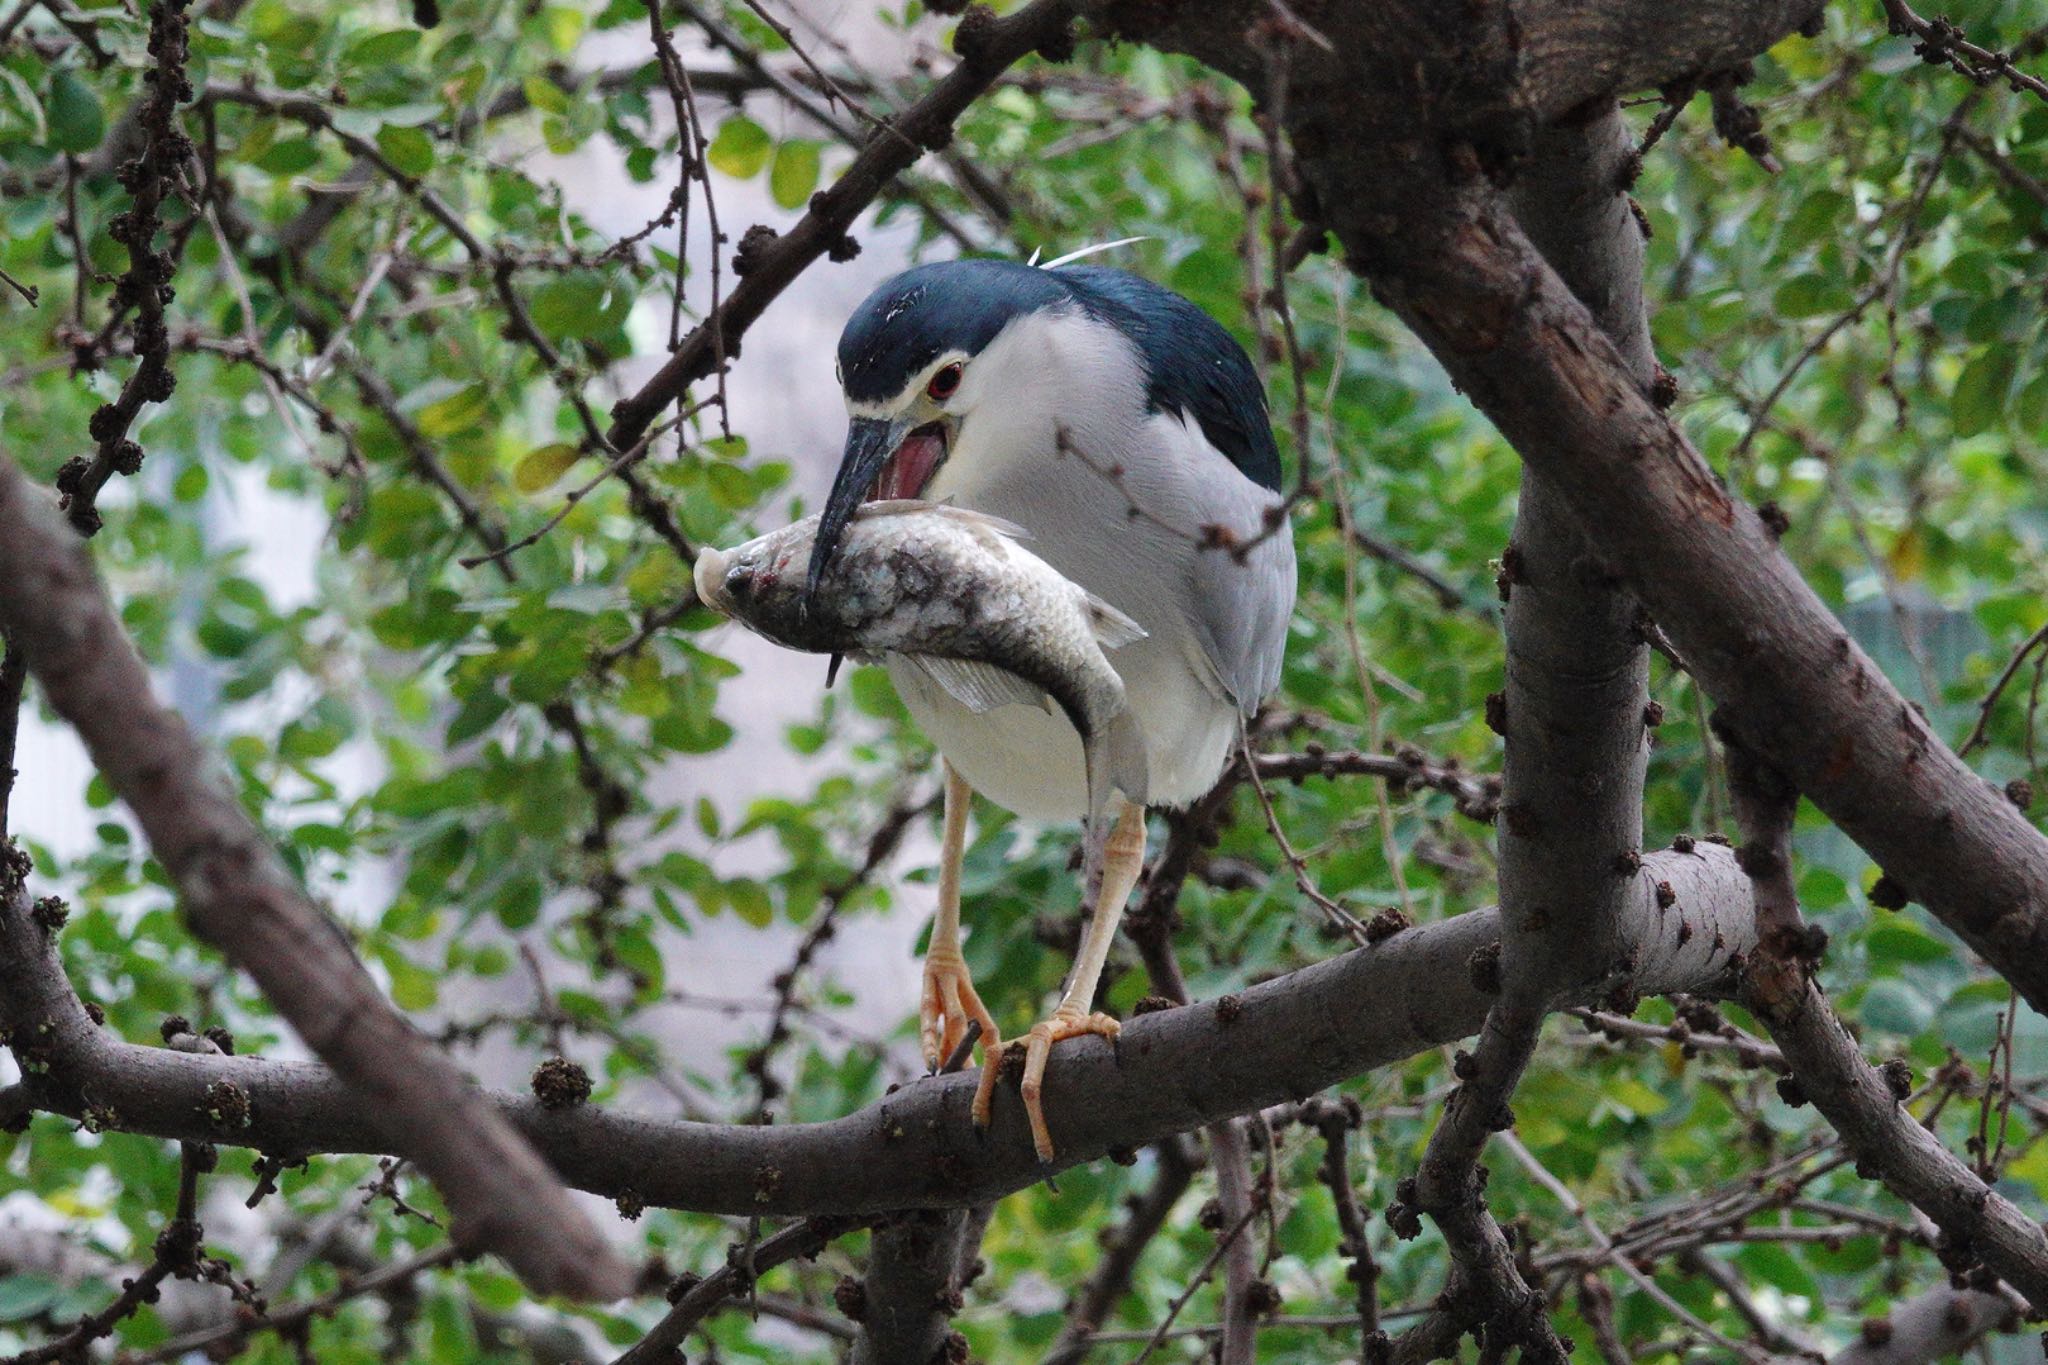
605, 0, 1079, 451
1511, 0, 1827, 122
0, 843, 1757, 1218
0, 456, 632, 1302
1401, 103, 1658, 1364
851, 1207, 987, 1365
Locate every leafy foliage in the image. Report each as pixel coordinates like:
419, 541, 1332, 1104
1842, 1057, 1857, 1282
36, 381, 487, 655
1, 0, 2046, 1360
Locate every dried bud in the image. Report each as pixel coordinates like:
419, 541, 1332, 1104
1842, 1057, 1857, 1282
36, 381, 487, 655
530, 1056, 593, 1110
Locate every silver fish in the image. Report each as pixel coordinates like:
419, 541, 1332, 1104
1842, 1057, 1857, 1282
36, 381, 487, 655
693, 500, 1149, 816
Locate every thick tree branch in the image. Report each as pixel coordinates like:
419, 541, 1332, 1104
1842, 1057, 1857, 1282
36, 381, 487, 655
0, 456, 632, 1302
1113, 0, 2048, 1014
851, 1207, 987, 1365
1511, 0, 1828, 122
1402, 105, 1657, 1363
1, 846, 1756, 1218
1381, 200, 2048, 1012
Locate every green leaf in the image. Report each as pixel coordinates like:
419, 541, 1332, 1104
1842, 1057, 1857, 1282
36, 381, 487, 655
328, 106, 388, 139
727, 878, 773, 927
46, 69, 104, 154
707, 117, 772, 178
0, 1274, 63, 1320
1866, 920, 1948, 965
769, 140, 822, 210
347, 28, 421, 65
2018, 369, 2048, 433
514, 442, 581, 493
1952, 349, 2016, 437
529, 277, 608, 339
386, 953, 439, 1010
523, 74, 570, 115
376, 124, 435, 178
255, 138, 322, 174
416, 385, 491, 438
1771, 273, 1849, 319
542, 3, 585, 51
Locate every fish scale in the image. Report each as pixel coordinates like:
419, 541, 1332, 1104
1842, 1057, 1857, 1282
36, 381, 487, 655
693, 500, 1149, 820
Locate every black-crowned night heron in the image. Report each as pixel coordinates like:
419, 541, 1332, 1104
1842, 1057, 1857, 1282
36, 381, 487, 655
806, 258, 1296, 1162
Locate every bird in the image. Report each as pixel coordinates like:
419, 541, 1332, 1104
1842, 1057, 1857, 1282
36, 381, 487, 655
804, 257, 1296, 1164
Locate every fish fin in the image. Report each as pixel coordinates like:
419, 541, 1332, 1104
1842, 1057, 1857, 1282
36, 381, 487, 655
1084, 594, 1148, 650
932, 502, 1032, 542
863, 499, 1033, 543
1106, 707, 1149, 807
1082, 709, 1149, 827
907, 654, 1046, 714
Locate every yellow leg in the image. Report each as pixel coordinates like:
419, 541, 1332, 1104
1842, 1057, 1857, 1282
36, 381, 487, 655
1018, 796, 1147, 1162
921, 764, 1002, 1102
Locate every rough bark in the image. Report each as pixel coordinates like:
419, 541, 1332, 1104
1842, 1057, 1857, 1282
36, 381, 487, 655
1494, 108, 1655, 1003
851, 1207, 987, 1365
0, 456, 631, 1302
1403, 107, 1657, 1362
1511, 0, 1828, 122
1, 845, 1756, 1217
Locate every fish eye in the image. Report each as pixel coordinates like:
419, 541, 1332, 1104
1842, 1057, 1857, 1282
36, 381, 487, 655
926, 362, 963, 402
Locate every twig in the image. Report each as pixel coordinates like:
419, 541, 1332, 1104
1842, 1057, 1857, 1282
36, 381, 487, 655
1126, 1200, 1263, 1365
0, 264, 37, 305
613, 1217, 861, 1365
1045, 1139, 1197, 1364
1878, 0, 2048, 103
458, 412, 689, 570
1959, 622, 2048, 756
0, 634, 24, 838
606, 0, 1080, 450
59, 0, 195, 537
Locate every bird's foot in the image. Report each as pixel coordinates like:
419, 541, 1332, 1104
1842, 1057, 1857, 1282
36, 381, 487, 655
1015, 1004, 1121, 1163
921, 947, 1000, 1078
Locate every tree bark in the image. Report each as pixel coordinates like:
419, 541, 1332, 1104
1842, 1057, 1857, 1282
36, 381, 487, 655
0, 455, 631, 1302
2, 843, 1756, 1217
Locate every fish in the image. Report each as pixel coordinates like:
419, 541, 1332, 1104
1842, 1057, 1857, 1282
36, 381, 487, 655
692, 500, 1149, 817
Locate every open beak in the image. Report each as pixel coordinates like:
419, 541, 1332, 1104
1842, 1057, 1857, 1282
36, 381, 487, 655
805, 415, 946, 598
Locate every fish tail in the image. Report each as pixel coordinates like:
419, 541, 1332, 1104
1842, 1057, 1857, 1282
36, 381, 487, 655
1105, 707, 1148, 808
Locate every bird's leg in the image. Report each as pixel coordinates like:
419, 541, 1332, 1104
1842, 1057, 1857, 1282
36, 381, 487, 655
1017, 795, 1146, 1163
922, 763, 1001, 1092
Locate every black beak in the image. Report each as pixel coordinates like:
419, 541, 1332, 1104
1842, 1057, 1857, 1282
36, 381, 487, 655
807, 415, 910, 600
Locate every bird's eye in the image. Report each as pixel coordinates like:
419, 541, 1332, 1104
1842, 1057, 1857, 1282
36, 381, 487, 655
927, 362, 963, 401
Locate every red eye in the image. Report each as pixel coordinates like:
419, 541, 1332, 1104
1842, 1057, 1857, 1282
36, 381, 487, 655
927, 362, 963, 401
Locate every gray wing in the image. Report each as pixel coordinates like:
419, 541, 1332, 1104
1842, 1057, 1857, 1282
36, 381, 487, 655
1191, 491, 1296, 713
1148, 412, 1298, 713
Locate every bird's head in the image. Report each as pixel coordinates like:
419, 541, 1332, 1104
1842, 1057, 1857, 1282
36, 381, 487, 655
807, 260, 1085, 597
